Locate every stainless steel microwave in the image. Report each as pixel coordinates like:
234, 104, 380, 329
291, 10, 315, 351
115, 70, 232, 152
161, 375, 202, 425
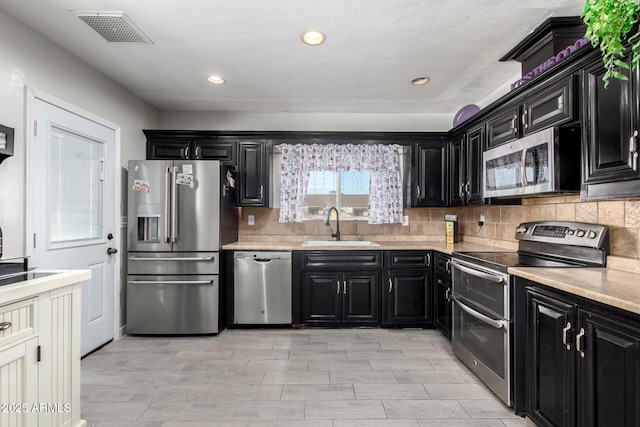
482, 127, 580, 198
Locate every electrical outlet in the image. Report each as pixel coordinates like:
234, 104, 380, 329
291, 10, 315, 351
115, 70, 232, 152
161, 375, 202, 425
478, 214, 485, 227
402, 215, 409, 226
248, 215, 255, 226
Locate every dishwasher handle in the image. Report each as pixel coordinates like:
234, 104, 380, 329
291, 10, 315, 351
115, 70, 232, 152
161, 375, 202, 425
252, 258, 274, 263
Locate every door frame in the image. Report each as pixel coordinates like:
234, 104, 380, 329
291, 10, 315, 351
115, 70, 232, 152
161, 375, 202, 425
24, 87, 123, 341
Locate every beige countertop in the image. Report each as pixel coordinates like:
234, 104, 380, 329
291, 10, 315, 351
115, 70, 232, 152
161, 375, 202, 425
509, 266, 640, 316
222, 240, 510, 254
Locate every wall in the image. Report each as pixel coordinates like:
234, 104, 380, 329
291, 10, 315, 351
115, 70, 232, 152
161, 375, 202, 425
158, 111, 453, 132
239, 194, 640, 271
0, 8, 158, 257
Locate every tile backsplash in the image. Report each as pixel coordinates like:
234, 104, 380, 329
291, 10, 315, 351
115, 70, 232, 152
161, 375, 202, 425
239, 195, 640, 265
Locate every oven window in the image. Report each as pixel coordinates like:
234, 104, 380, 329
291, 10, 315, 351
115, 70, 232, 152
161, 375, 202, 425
452, 266, 508, 318
453, 300, 507, 378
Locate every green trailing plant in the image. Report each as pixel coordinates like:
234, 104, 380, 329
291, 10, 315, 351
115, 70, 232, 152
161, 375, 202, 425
582, 0, 640, 87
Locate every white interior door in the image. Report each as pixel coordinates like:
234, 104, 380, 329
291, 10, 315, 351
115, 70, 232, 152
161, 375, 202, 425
32, 98, 115, 356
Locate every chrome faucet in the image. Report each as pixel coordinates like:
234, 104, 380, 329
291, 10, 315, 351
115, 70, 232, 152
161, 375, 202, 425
325, 207, 341, 241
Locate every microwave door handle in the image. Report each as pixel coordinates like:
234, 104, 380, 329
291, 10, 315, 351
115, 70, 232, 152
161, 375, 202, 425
450, 260, 504, 283
520, 148, 528, 187
452, 297, 506, 329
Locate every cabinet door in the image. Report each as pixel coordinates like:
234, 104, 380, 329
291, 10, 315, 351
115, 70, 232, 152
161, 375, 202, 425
434, 272, 451, 339
0, 338, 38, 427
412, 141, 448, 206
465, 125, 485, 204
238, 141, 268, 206
578, 310, 640, 427
194, 138, 236, 164
301, 272, 341, 324
448, 135, 465, 206
522, 76, 575, 136
147, 139, 190, 159
385, 270, 430, 325
582, 57, 640, 196
486, 105, 520, 148
527, 289, 576, 427
342, 272, 379, 324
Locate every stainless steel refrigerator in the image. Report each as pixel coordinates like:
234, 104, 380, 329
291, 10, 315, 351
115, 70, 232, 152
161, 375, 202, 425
126, 160, 237, 334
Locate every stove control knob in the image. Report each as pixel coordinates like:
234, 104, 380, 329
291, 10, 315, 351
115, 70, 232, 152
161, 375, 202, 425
587, 230, 597, 239
566, 229, 575, 235
576, 229, 586, 237
516, 226, 528, 234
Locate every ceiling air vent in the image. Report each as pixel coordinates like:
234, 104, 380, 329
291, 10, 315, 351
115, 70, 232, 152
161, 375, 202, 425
72, 11, 153, 44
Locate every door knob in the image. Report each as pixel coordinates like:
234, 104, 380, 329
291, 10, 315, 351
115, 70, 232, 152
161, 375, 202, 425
107, 233, 114, 240
107, 248, 118, 255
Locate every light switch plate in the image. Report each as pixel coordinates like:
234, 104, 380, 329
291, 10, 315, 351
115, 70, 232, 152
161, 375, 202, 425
248, 215, 255, 226
402, 215, 409, 226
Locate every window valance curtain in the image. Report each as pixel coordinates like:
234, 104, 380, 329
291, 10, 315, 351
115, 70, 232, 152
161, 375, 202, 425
278, 143, 403, 224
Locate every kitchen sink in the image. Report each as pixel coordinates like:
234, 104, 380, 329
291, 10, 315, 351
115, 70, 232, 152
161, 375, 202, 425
301, 240, 380, 247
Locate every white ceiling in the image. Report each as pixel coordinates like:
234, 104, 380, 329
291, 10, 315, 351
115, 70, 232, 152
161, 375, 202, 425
0, 0, 586, 114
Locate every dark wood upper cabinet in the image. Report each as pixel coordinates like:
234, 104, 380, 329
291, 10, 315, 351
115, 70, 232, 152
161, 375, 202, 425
486, 104, 520, 149
581, 55, 640, 199
449, 125, 484, 206
237, 140, 269, 207
411, 138, 448, 207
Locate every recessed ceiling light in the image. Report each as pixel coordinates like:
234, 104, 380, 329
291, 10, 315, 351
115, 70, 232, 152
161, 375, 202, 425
411, 76, 430, 86
301, 30, 326, 46
206, 75, 225, 84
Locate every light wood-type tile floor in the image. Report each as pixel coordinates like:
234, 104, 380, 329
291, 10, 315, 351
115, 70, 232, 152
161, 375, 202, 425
81, 328, 537, 427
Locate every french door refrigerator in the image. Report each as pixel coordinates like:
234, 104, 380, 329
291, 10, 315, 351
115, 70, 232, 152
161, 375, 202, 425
126, 160, 237, 334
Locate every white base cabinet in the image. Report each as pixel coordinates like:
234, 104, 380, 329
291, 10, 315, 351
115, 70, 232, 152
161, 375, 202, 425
0, 273, 87, 427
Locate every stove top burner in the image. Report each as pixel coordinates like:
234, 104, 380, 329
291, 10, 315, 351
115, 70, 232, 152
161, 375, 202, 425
455, 251, 594, 272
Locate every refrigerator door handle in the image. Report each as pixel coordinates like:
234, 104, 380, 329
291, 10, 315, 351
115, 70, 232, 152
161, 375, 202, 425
128, 280, 214, 285
164, 166, 171, 243
129, 256, 215, 261
170, 166, 178, 242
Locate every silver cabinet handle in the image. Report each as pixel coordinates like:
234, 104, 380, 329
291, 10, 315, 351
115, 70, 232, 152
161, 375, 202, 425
562, 322, 572, 350
511, 114, 518, 133
445, 288, 452, 302
445, 259, 451, 273
260, 185, 264, 200
427, 253, 431, 267
630, 130, 638, 171
452, 297, 506, 329
184, 145, 190, 159
450, 260, 504, 283
416, 185, 421, 199
459, 184, 464, 199
522, 110, 528, 128
0, 321, 12, 331
465, 182, 470, 196
388, 278, 393, 293
336, 280, 340, 295
576, 327, 585, 358
343, 280, 347, 295
195, 145, 201, 158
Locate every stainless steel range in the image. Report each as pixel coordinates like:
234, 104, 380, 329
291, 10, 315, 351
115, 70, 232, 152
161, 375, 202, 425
449, 221, 609, 408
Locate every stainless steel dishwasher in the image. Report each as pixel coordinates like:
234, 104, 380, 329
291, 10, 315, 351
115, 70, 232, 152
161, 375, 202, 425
233, 251, 292, 325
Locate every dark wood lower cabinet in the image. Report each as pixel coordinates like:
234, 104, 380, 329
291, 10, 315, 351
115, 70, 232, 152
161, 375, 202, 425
384, 270, 431, 325
524, 282, 640, 427
301, 270, 379, 326
434, 272, 451, 339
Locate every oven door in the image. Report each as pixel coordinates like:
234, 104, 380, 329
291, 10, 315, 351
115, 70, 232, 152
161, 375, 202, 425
450, 259, 512, 406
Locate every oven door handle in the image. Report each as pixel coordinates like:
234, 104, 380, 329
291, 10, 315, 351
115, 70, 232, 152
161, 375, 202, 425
452, 296, 507, 329
449, 260, 504, 283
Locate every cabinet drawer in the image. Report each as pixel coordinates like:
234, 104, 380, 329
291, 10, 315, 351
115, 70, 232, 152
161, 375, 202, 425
302, 251, 383, 270
386, 251, 431, 268
435, 252, 451, 274
0, 298, 37, 348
